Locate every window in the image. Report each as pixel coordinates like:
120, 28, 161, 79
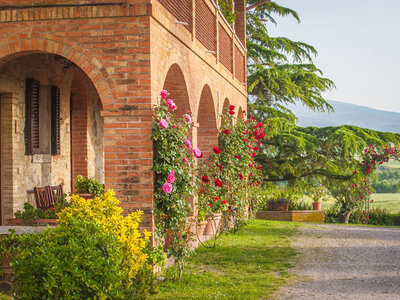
25, 79, 61, 155
25, 78, 40, 154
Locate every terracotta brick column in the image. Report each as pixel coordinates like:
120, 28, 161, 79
234, 0, 246, 46
71, 73, 89, 186
103, 112, 154, 232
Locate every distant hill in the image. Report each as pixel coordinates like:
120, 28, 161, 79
289, 100, 400, 133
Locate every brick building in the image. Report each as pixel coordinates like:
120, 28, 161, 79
0, 0, 247, 231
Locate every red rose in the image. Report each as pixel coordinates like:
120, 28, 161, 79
229, 105, 235, 111
213, 196, 219, 202
202, 176, 210, 183
235, 155, 240, 159
213, 147, 221, 154
229, 110, 235, 115
208, 203, 212, 207
215, 179, 223, 187
50, 206, 55, 211
239, 174, 243, 180
257, 166, 261, 170
224, 129, 230, 135
222, 200, 227, 205
250, 116, 254, 120
216, 164, 223, 170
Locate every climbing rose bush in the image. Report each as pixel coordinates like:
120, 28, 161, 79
151, 90, 198, 277
349, 145, 400, 223
198, 107, 264, 230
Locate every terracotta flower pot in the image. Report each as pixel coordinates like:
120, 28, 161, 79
196, 220, 208, 239
204, 212, 222, 236
313, 202, 322, 211
78, 193, 95, 199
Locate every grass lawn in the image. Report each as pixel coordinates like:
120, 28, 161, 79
154, 220, 301, 299
371, 193, 400, 214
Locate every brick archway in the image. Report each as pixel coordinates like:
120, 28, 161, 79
197, 84, 218, 159
221, 98, 233, 127
162, 63, 191, 116
0, 34, 114, 109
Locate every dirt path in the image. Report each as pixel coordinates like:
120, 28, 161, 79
277, 224, 400, 300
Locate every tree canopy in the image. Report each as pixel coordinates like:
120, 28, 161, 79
218, 1, 400, 193
246, 0, 335, 123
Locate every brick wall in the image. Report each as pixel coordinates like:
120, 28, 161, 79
219, 22, 233, 73
195, 0, 216, 52
158, 0, 192, 32
235, 45, 246, 83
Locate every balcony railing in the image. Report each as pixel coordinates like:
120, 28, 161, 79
157, 0, 246, 85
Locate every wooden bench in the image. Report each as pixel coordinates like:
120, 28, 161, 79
34, 185, 63, 210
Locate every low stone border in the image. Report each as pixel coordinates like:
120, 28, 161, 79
256, 210, 324, 223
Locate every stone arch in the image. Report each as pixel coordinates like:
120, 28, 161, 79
0, 34, 114, 109
238, 106, 244, 119
221, 98, 233, 127
162, 63, 191, 116
197, 84, 218, 159
0, 53, 104, 222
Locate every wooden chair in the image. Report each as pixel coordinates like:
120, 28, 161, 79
34, 186, 54, 210
48, 185, 63, 204
34, 185, 63, 210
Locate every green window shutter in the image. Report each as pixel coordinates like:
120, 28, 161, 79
25, 79, 40, 155
51, 86, 61, 155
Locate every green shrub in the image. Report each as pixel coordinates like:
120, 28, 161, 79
388, 213, 400, 226
14, 197, 69, 224
7, 219, 127, 299
291, 199, 313, 210
74, 175, 105, 196
324, 204, 340, 223
349, 208, 400, 226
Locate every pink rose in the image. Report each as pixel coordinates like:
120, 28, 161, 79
183, 157, 188, 164
192, 147, 203, 158
160, 89, 168, 99
166, 99, 177, 111
185, 140, 192, 149
167, 171, 175, 183
162, 182, 173, 193
183, 114, 192, 124
159, 119, 168, 129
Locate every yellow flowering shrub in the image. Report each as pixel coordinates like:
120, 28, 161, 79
57, 190, 151, 279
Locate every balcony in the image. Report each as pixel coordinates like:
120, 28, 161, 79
153, 0, 247, 89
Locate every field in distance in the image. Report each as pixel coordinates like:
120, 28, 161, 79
371, 193, 400, 214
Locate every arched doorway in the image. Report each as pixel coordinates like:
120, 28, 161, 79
163, 64, 191, 117
0, 53, 104, 223
197, 85, 218, 159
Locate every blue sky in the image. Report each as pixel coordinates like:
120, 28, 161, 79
267, 0, 400, 112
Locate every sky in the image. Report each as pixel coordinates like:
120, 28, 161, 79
267, 0, 400, 113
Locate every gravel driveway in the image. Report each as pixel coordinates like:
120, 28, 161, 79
277, 224, 400, 300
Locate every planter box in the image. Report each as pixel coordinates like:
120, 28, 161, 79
256, 210, 324, 223
7, 218, 58, 226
